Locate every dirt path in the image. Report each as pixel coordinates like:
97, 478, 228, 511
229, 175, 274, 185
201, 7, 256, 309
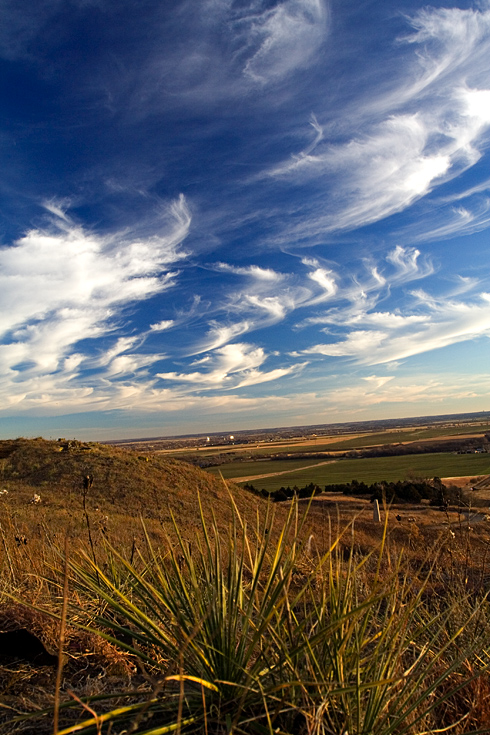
236, 459, 337, 483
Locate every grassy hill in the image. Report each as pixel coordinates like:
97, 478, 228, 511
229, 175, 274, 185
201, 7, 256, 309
0, 438, 277, 547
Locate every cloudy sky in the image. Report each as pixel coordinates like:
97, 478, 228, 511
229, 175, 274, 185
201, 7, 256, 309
1, 0, 490, 439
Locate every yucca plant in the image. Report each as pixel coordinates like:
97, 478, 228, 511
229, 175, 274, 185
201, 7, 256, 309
51, 499, 311, 734
10, 497, 490, 734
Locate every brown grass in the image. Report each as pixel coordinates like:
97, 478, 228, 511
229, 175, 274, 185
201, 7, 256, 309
1, 439, 490, 733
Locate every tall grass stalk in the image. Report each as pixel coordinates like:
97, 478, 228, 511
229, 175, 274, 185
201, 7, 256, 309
0, 520, 14, 586
54, 534, 70, 735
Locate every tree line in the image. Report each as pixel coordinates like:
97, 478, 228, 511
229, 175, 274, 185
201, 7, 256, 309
243, 478, 466, 505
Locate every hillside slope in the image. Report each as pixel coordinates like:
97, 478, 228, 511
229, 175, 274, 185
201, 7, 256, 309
0, 438, 273, 545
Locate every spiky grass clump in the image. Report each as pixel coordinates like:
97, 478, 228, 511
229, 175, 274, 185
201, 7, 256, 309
11, 499, 490, 734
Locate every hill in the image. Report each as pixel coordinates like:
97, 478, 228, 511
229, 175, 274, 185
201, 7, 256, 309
0, 438, 277, 554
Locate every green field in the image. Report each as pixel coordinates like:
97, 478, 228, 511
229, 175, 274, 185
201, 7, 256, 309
207, 458, 324, 479
206, 452, 490, 492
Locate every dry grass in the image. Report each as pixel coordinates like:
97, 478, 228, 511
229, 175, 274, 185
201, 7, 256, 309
1, 439, 490, 733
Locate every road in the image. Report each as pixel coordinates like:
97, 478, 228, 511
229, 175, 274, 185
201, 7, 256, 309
234, 459, 337, 484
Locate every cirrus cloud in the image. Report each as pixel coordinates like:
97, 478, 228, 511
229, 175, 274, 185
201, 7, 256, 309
0, 195, 191, 411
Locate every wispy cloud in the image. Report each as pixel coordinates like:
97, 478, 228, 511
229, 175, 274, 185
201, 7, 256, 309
302, 289, 490, 366
0, 0, 65, 61
190, 246, 435, 361
317, 373, 486, 414
298, 247, 433, 329
386, 246, 434, 283
401, 197, 490, 243
108, 0, 329, 122
261, 4, 490, 242
303, 257, 337, 302
191, 322, 252, 355
191, 255, 343, 352
238, 0, 329, 84
400, 6, 490, 96
212, 262, 283, 281
0, 196, 191, 411
158, 342, 304, 390
1, 195, 190, 334
441, 177, 490, 202
150, 320, 175, 332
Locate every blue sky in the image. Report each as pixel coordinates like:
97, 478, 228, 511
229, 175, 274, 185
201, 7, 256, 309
1, 0, 490, 440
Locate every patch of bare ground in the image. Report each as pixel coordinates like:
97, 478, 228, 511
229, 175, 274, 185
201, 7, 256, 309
442, 475, 481, 488
443, 475, 490, 505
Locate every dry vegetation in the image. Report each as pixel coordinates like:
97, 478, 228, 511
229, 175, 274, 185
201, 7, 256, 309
1, 439, 490, 734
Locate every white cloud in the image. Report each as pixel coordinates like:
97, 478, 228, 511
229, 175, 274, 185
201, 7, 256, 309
94, 337, 138, 367
307, 266, 337, 300
150, 320, 175, 331
350, 312, 425, 329
159, 343, 267, 386
404, 198, 490, 243
441, 177, 490, 202
105, 353, 162, 377
268, 113, 454, 234
460, 87, 490, 125
304, 331, 387, 358
117, 0, 329, 118
43, 198, 72, 222
298, 247, 433, 332
234, 363, 305, 388
401, 6, 490, 94
385, 246, 434, 283
193, 321, 252, 354
93, 370, 490, 429
362, 375, 395, 389
0, 195, 190, 336
213, 262, 283, 281
302, 289, 490, 366
190, 263, 322, 352
0, 196, 191, 411
264, 5, 490, 240
321, 376, 480, 412
241, 294, 293, 321
288, 243, 490, 369
240, 0, 328, 84
157, 341, 302, 391
198, 255, 348, 349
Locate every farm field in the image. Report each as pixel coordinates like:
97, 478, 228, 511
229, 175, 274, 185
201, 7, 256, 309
207, 451, 490, 491
157, 421, 490, 464
314, 423, 490, 450
207, 457, 327, 478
